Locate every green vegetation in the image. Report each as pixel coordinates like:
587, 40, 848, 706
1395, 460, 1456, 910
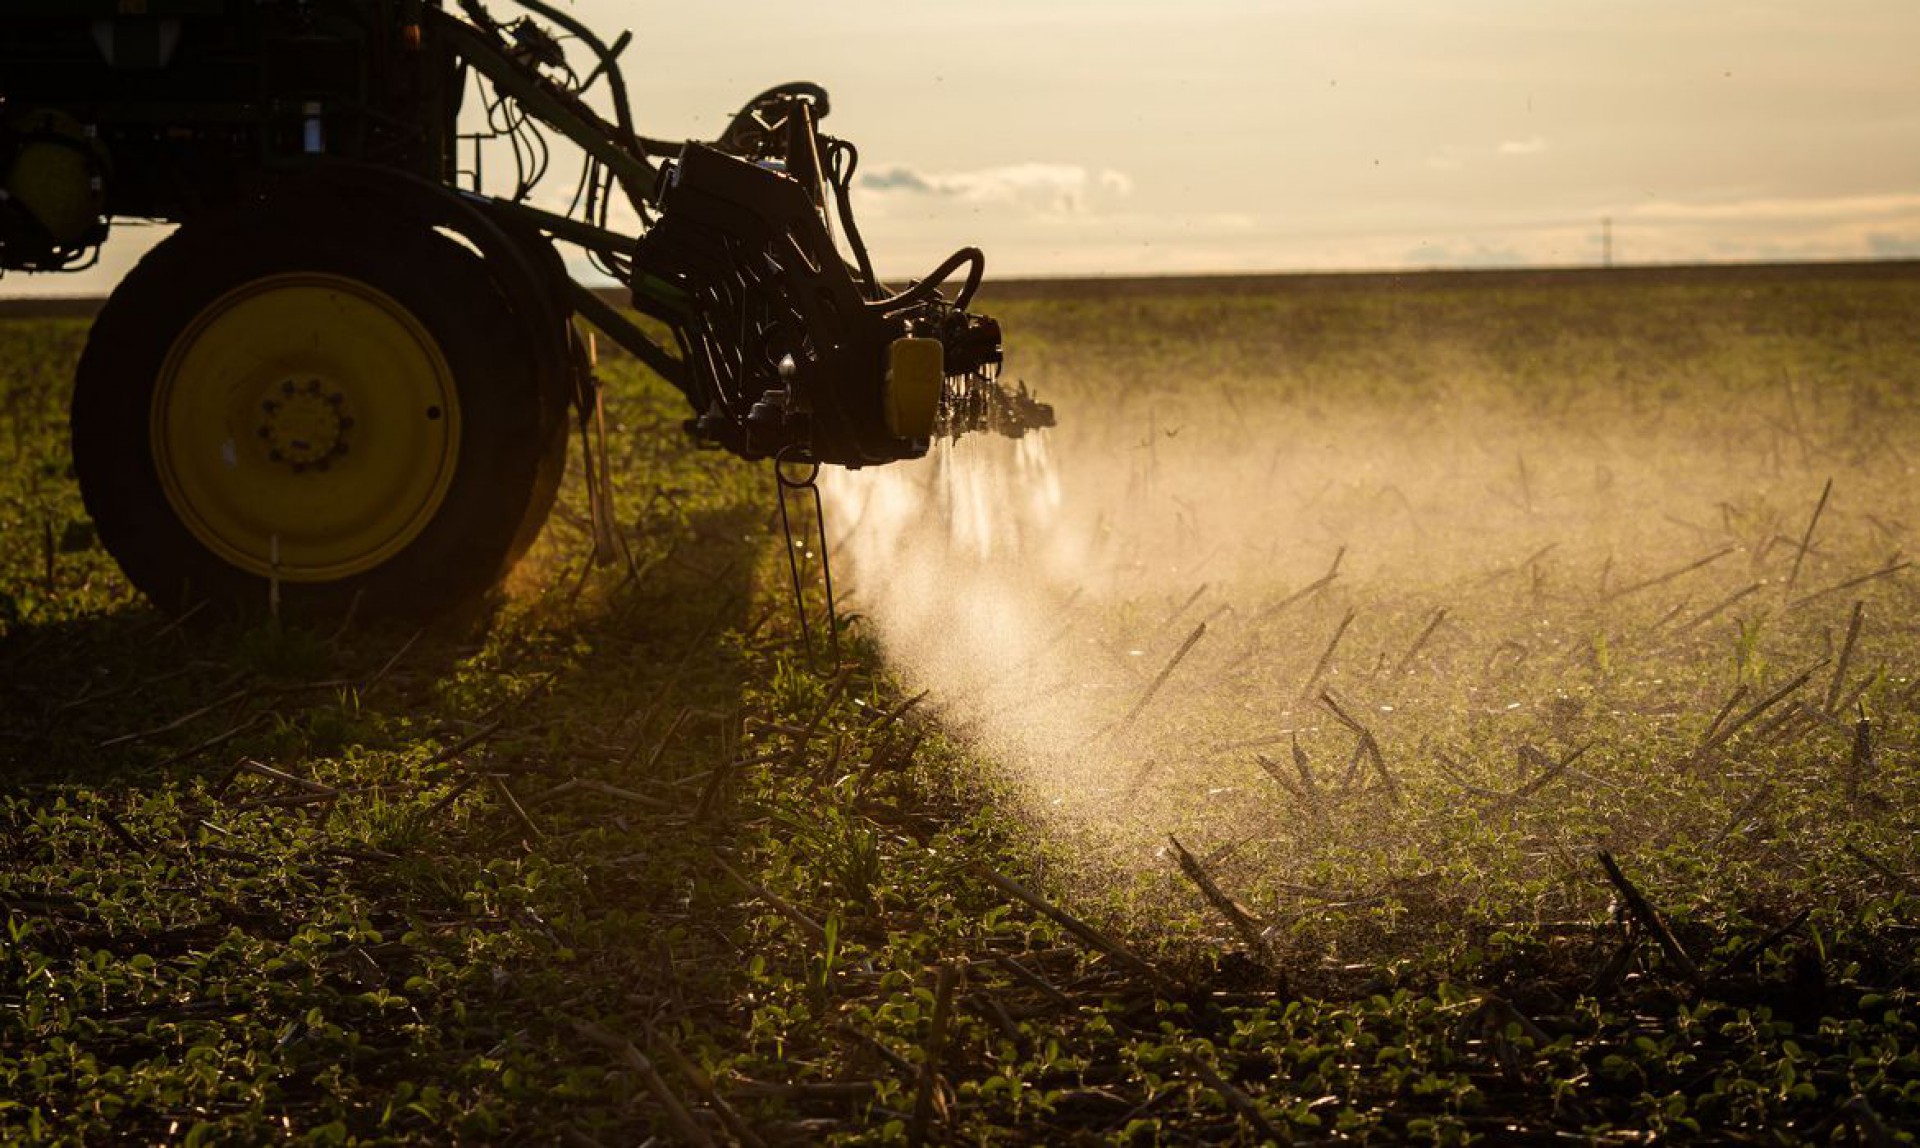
5, 270, 1919, 1144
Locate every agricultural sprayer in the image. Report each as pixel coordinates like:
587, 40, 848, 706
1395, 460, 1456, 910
0, 0, 1050, 619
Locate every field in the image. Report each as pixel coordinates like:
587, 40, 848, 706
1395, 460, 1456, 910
4, 265, 1919, 1144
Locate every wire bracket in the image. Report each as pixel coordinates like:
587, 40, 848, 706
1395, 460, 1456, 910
774, 448, 840, 669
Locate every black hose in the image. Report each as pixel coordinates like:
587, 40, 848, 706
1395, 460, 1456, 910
497, 0, 641, 156
877, 247, 985, 313
827, 140, 881, 299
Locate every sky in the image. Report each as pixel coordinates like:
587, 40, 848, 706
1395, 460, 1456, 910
6, 0, 1919, 294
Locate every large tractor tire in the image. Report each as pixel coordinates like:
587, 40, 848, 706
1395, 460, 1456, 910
71, 200, 569, 621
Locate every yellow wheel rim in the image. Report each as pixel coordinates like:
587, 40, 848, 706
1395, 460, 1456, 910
150, 273, 461, 582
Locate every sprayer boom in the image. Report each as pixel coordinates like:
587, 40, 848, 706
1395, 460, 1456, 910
444, 0, 1049, 467
0, 0, 1049, 619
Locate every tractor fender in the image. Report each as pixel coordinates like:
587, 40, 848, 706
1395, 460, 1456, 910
246, 163, 578, 428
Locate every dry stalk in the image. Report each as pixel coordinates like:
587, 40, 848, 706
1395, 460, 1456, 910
971, 864, 1177, 992
1248, 545, 1345, 627
1391, 607, 1449, 678
1824, 601, 1866, 714
1337, 737, 1369, 794
1700, 684, 1750, 747
787, 665, 853, 768
143, 599, 209, 645
1845, 843, 1917, 893
1156, 582, 1211, 636
237, 758, 337, 796
1754, 700, 1817, 746
227, 790, 339, 813
1509, 742, 1594, 801
640, 706, 691, 777
1168, 835, 1271, 963
1791, 554, 1911, 610
55, 662, 205, 716
1118, 621, 1208, 732
1254, 743, 1322, 818
417, 719, 506, 772
1649, 600, 1691, 633
854, 731, 925, 799
487, 775, 542, 841
1320, 691, 1397, 804
1728, 907, 1813, 968
1604, 545, 1736, 603
1847, 709, 1875, 804
993, 954, 1074, 1010
1670, 582, 1764, 639
352, 628, 422, 698
832, 1021, 917, 1077
1187, 1052, 1287, 1144
1299, 609, 1356, 699
1474, 541, 1558, 588
1291, 733, 1321, 800
1692, 661, 1824, 763
568, 1019, 716, 1148
152, 713, 268, 770
1785, 477, 1834, 592
419, 775, 480, 825
1596, 851, 1703, 987
713, 854, 829, 945
1707, 782, 1775, 850
1474, 993, 1554, 1047
97, 808, 148, 855
974, 990, 1024, 1046
1430, 750, 1505, 800
867, 688, 929, 733
97, 684, 249, 749
570, 777, 673, 808
693, 753, 739, 822
1589, 933, 1640, 997
908, 961, 963, 1148
648, 1031, 768, 1148
522, 778, 580, 809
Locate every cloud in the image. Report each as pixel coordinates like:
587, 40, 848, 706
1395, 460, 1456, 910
858, 162, 1134, 215
860, 167, 938, 194
1427, 138, 1545, 171
1403, 239, 1533, 268
1622, 192, 1920, 227
1497, 136, 1548, 157
1867, 231, 1920, 258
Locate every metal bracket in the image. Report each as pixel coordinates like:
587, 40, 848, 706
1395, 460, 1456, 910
571, 328, 619, 566
774, 448, 840, 669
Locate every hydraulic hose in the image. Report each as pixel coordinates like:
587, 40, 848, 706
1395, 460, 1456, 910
877, 246, 985, 314
496, 0, 641, 156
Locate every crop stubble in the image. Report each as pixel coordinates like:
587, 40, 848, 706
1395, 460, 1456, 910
4, 268, 1919, 1142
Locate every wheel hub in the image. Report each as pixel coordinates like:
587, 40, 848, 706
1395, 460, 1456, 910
149, 272, 461, 581
258, 378, 354, 471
